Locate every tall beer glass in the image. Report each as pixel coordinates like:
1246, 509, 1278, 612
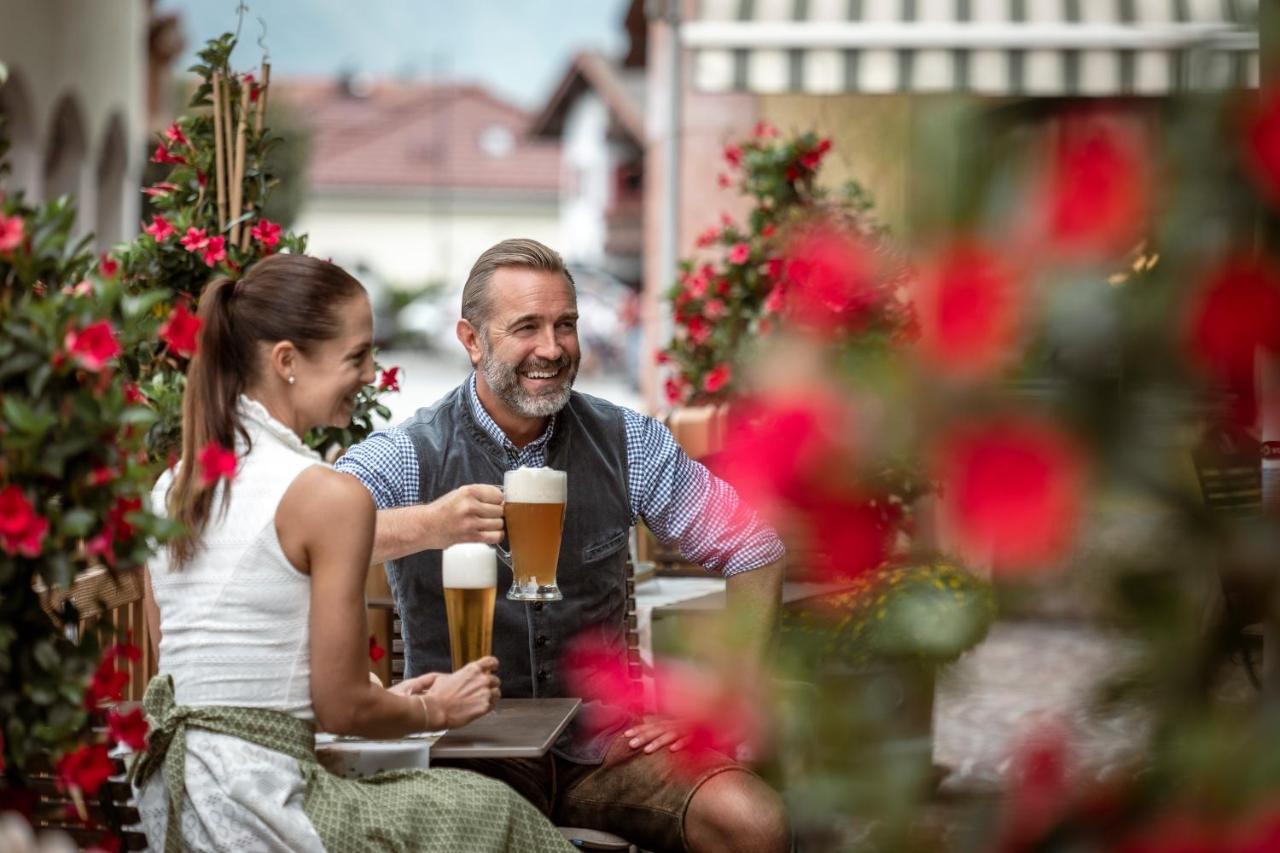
503, 467, 566, 601
442, 543, 497, 671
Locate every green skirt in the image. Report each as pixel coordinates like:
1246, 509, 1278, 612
129, 676, 571, 852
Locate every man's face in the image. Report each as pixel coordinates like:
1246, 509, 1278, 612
474, 267, 581, 418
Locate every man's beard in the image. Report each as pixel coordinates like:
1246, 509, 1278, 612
480, 337, 578, 418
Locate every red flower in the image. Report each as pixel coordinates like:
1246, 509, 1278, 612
703, 299, 726, 320
1243, 89, 1280, 207
720, 212, 734, 228
685, 270, 709, 299
245, 72, 261, 103
912, 241, 1024, 380
1185, 256, 1280, 423
85, 660, 130, 707
150, 144, 187, 166
703, 363, 731, 394
143, 181, 180, 198
250, 218, 282, 249
369, 635, 386, 663
780, 225, 879, 337
107, 707, 149, 750
55, 743, 115, 797
999, 721, 1074, 849
197, 440, 238, 487
664, 377, 686, 405
105, 640, 142, 663
144, 215, 175, 242
123, 382, 146, 405
1043, 118, 1147, 257
753, 121, 778, 139
197, 170, 208, 189
717, 173, 732, 188
761, 223, 776, 239
784, 165, 801, 183
805, 494, 897, 582
932, 415, 1086, 573
723, 144, 743, 167
164, 121, 189, 147
64, 320, 122, 372
98, 253, 119, 278
695, 226, 719, 249
729, 242, 751, 265
655, 351, 671, 366
763, 285, 786, 315
798, 138, 832, 171
159, 302, 202, 357
180, 226, 209, 252
378, 366, 401, 392
200, 235, 227, 268
685, 315, 712, 346
0, 213, 25, 253
89, 466, 115, 487
0, 485, 49, 558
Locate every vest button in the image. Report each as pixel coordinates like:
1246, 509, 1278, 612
535, 634, 548, 647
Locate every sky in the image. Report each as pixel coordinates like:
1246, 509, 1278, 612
155, 0, 633, 109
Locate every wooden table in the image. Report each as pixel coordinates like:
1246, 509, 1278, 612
431, 697, 581, 759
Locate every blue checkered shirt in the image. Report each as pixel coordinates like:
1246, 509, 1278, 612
335, 374, 785, 576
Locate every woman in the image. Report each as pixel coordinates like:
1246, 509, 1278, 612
134, 254, 570, 852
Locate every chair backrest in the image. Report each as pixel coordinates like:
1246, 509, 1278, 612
1193, 423, 1263, 517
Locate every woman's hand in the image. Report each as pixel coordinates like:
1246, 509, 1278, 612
420, 657, 501, 729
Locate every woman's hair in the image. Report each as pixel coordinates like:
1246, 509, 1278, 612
166, 253, 364, 567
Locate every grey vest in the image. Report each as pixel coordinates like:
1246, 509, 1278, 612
389, 384, 634, 762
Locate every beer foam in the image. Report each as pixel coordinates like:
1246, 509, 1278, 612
442, 543, 497, 588
503, 466, 567, 504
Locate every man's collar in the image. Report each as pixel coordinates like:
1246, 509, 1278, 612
466, 373, 556, 452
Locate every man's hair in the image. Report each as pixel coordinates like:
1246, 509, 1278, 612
461, 238, 576, 331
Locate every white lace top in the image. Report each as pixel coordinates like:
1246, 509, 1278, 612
148, 396, 327, 720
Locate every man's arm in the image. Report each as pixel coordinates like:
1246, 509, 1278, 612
725, 557, 785, 662
369, 485, 504, 564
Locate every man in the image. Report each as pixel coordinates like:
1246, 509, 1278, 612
337, 239, 788, 853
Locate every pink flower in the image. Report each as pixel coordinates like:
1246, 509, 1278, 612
753, 121, 778, 139
0, 213, 24, 253
761, 223, 776, 239
685, 270, 709, 299
798, 137, 832, 171
695, 226, 719, 249
703, 299, 726, 320
160, 302, 202, 357
150, 144, 186, 166
123, 382, 146, 405
64, 320, 122, 372
723, 144, 743, 167
703, 363, 731, 394
369, 635, 386, 663
780, 224, 879, 337
197, 440, 238, 487
685, 315, 712, 346
163, 122, 189, 147
912, 241, 1024, 380
717, 173, 732, 188
1042, 118, 1147, 257
85, 658, 130, 707
56, 744, 114, 797
200, 235, 227, 268
250, 218, 282, 249
729, 242, 751, 265
932, 415, 1086, 573
98, 253, 119, 278
664, 377, 686, 405
378, 366, 401, 392
0, 485, 49, 558
143, 182, 180, 198
180, 227, 209, 253
763, 285, 786, 314
107, 707, 149, 751
655, 350, 671, 365
144, 215, 175, 242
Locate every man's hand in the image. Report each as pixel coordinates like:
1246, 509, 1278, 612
623, 717, 696, 754
425, 484, 504, 548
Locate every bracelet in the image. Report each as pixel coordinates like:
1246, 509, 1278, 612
416, 694, 431, 731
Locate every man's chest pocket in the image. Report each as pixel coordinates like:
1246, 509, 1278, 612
572, 527, 629, 621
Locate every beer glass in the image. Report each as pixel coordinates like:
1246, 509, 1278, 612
442, 543, 497, 671
502, 467, 566, 601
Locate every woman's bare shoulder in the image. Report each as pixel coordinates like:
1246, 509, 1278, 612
278, 465, 374, 526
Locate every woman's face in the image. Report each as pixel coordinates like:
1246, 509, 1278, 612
293, 294, 376, 430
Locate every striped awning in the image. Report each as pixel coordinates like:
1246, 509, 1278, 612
687, 0, 1260, 97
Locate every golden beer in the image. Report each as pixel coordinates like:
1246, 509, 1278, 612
503, 467, 567, 601
442, 543, 497, 670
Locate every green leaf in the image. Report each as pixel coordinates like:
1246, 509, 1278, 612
3, 395, 56, 437
33, 640, 60, 671
59, 508, 95, 538
123, 288, 172, 320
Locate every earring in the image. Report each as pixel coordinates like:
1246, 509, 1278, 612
287, 375, 296, 385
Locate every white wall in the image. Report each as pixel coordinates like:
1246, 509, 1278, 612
560, 92, 613, 266
295, 194, 561, 291
0, 0, 148, 246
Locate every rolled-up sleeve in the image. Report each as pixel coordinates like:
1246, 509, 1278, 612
627, 412, 785, 577
334, 428, 419, 510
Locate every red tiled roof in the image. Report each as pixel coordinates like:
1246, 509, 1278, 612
274, 78, 561, 193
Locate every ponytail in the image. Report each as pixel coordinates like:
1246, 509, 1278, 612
166, 276, 248, 566
163, 254, 365, 568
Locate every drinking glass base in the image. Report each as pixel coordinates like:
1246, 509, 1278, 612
507, 584, 563, 602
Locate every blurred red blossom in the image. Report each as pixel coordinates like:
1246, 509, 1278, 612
703, 363, 732, 394
143, 181, 180, 198
802, 492, 898, 582
932, 414, 1086, 573
685, 315, 712, 346
151, 144, 186, 166
999, 720, 1074, 851
107, 707, 149, 750
251, 218, 282, 249
723, 144, 743, 167
369, 635, 386, 663
0, 213, 24, 253
695, 226, 719, 248
98, 253, 119, 278
164, 122, 189, 147
159, 302, 202, 357
379, 366, 401, 392
664, 377, 686, 405
56, 743, 114, 797
85, 660, 130, 708
0, 485, 49, 558
180, 226, 209, 253
197, 440, 238, 487
1041, 118, 1148, 257
1243, 88, 1280, 207
200, 235, 227, 268
65, 320, 122, 372
779, 224, 879, 337
912, 241, 1024, 379
144, 215, 175, 242
729, 242, 751, 264
1184, 256, 1280, 424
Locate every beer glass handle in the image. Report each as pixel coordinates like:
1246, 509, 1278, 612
493, 544, 513, 569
